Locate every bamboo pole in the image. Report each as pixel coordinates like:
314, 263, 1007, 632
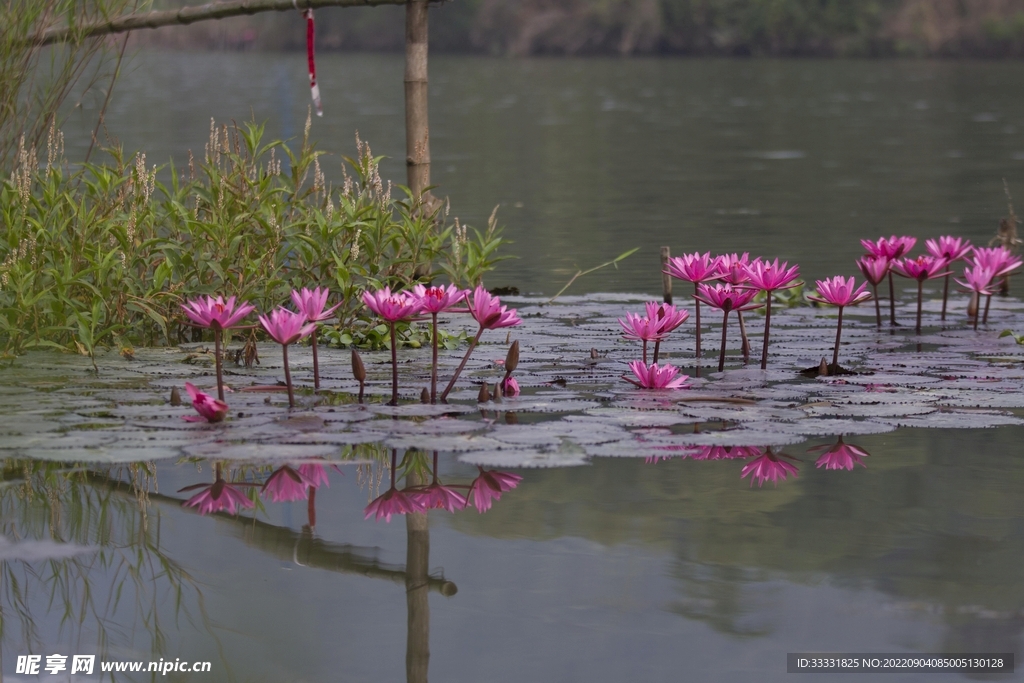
405, 0, 431, 203
33, 0, 440, 46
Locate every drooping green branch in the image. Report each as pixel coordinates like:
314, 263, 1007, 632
33, 0, 443, 46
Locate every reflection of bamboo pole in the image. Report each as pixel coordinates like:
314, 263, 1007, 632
34, 0, 440, 46
91, 475, 458, 595
406, 471, 430, 683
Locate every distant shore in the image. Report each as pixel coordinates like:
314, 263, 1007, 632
132, 0, 1024, 59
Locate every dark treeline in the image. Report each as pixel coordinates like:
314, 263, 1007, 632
139, 0, 1024, 58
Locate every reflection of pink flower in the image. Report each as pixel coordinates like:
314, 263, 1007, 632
182, 382, 228, 423
258, 308, 317, 345
263, 465, 317, 502
411, 284, 468, 314
411, 484, 468, 513
182, 479, 254, 515
468, 468, 523, 513
364, 487, 426, 522
808, 276, 872, 307
810, 437, 869, 470
690, 446, 762, 461
501, 376, 520, 396
180, 295, 254, 331
298, 463, 332, 489
291, 286, 342, 322
741, 450, 798, 487
467, 285, 521, 330
624, 361, 689, 389
362, 287, 422, 322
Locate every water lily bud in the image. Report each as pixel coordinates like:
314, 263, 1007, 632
818, 357, 829, 377
504, 340, 519, 373
420, 387, 430, 404
351, 349, 366, 382
493, 381, 503, 403
170, 386, 182, 406
477, 382, 491, 403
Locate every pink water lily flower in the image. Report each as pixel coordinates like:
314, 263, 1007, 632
501, 376, 520, 396
695, 284, 761, 372
862, 236, 916, 326
468, 468, 523, 513
259, 308, 316, 345
467, 285, 521, 330
182, 382, 229, 423
663, 252, 724, 359
180, 295, 255, 401
364, 486, 426, 522
926, 236, 973, 262
810, 437, 869, 470
741, 449, 799, 487
262, 465, 318, 503
808, 276, 872, 307
290, 287, 341, 390
619, 302, 689, 364
624, 361, 689, 389
291, 286, 342, 322
440, 287, 522, 402
180, 295, 255, 331
957, 264, 998, 330
259, 308, 316, 408
362, 286, 422, 322
808, 276, 871, 372
411, 283, 468, 314
742, 258, 801, 369
861, 235, 917, 260
891, 256, 952, 333
969, 246, 1023, 277
857, 255, 890, 327
718, 252, 755, 286
181, 478, 255, 516
412, 284, 471, 402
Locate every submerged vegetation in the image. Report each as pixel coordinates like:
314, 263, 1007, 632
0, 117, 509, 358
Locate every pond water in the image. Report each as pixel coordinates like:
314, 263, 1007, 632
6, 52, 1024, 680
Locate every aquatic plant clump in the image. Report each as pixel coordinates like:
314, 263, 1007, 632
0, 121, 510, 359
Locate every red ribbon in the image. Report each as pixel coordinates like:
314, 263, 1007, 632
304, 9, 323, 116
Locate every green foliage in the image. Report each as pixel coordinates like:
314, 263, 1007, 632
0, 118, 509, 357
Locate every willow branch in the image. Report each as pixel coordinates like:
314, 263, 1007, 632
34, 0, 443, 46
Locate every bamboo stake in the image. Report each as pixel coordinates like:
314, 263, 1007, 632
405, 0, 431, 203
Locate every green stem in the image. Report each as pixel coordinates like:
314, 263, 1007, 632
440, 326, 484, 402
214, 327, 224, 402
718, 308, 729, 373
389, 321, 399, 406
282, 343, 295, 408
311, 328, 320, 390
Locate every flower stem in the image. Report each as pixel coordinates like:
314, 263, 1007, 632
214, 327, 225, 402
652, 340, 661, 365
983, 294, 992, 324
430, 313, 439, 404
718, 309, 729, 373
872, 284, 881, 328
440, 326, 484, 402
941, 273, 950, 321
915, 279, 923, 334
694, 283, 702, 358
888, 271, 897, 326
832, 306, 844, 371
311, 328, 320, 390
760, 296, 772, 370
737, 311, 750, 363
643, 340, 648, 366
282, 343, 295, 408
389, 321, 399, 406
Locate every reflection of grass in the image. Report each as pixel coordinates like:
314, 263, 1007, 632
0, 459, 220, 667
